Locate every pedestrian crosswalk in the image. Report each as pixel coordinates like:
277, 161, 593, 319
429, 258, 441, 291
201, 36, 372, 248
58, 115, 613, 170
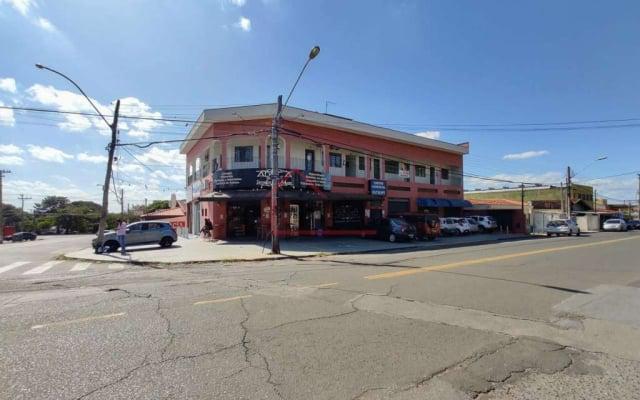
0, 260, 135, 278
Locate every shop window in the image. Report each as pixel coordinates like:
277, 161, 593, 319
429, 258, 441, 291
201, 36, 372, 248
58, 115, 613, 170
330, 152, 342, 168
234, 146, 253, 163
415, 165, 426, 177
385, 160, 399, 175
358, 156, 365, 170
429, 167, 435, 184
441, 168, 449, 180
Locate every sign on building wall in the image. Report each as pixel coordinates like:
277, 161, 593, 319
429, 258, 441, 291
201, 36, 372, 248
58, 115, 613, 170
213, 169, 329, 191
368, 179, 387, 197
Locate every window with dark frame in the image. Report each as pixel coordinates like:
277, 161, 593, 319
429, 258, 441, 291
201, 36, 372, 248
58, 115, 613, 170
358, 156, 365, 170
234, 146, 253, 162
441, 168, 449, 180
385, 160, 399, 174
429, 167, 436, 184
415, 165, 426, 177
330, 152, 342, 168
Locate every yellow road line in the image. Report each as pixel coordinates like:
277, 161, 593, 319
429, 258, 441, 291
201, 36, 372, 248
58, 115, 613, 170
365, 236, 640, 281
312, 282, 339, 288
193, 294, 252, 306
31, 312, 126, 330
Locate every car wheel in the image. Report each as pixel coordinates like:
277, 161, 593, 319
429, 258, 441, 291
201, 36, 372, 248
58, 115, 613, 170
478, 226, 485, 233
546, 233, 552, 237
160, 237, 174, 248
568, 231, 572, 236
105, 240, 119, 253
577, 230, 581, 236
388, 234, 397, 242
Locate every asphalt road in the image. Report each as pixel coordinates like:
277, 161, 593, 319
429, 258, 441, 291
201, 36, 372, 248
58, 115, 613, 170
2, 231, 640, 399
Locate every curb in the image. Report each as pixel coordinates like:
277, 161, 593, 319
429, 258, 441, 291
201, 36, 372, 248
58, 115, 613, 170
61, 235, 533, 266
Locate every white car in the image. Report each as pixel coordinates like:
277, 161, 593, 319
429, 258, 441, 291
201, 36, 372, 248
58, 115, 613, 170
469, 215, 498, 232
545, 219, 580, 236
440, 218, 466, 236
464, 218, 480, 233
602, 219, 627, 232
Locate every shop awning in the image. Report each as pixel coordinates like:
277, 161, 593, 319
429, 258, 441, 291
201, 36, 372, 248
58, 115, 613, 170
448, 199, 473, 208
417, 198, 472, 208
198, 190, 379, 202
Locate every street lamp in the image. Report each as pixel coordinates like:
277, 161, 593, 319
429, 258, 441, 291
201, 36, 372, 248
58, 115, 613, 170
35, 64, 121, 253
566, 155, 608, 216
271, 46, 320, 254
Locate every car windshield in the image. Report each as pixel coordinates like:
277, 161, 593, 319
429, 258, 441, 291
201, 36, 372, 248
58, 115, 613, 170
606, 219, 620, 223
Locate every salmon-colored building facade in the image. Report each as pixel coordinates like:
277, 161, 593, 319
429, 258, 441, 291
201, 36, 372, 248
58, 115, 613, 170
181, 104, 469, 240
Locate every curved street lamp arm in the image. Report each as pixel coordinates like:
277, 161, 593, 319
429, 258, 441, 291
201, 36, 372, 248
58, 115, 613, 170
280, 57, 312, 118
35, 64, 112, 128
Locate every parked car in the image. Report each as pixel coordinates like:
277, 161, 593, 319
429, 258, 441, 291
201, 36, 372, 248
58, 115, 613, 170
92, 221, 178, 252
602, 219, 627, 232
464, 218, 480, 233
376, 218, 416, 242
469, 215, 498, 232
440, 218, 467, 236
8, 232, 37, 242
545, 219, 580, 236
626, 220, 640, 230
392, 213, 441, 240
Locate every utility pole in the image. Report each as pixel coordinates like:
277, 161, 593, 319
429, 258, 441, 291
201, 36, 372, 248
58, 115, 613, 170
637, 174, 640, 219
270, 95, 283, 254
520, 183, 525, 233
34, 64, 120, 253
95, 99, 121, 252
120, 188, 124, 216
594, 189, 597, 211
0, 170, 11, 244
566, 166, 572, 218
18, 194, 32, 230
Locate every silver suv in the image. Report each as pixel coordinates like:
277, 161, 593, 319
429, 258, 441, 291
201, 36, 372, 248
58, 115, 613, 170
93, 221, 177, 253
469, 215, 498, 232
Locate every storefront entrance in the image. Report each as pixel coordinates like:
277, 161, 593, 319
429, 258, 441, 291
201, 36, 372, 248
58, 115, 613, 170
332, 200, 364, 229
227, 201, 261, 238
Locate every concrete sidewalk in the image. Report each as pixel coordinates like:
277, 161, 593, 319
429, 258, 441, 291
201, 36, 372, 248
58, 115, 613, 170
63, 233, 531, 265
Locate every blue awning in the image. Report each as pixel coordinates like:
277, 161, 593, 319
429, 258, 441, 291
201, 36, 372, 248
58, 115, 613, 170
417, 198, 453, 207
449, 199, 473, 208
417, 198, 438, 207
418, 198, 471, 208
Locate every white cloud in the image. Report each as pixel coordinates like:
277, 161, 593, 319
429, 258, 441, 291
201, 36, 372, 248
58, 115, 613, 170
0, 77, 17, 94
0, 155, 24, 165
0, 101, 16, 126
114, 163, 144, 174
34, 16, 56, 32
26, 84, 166, 137
414, 131, 441, 140
230, 0, 246, 5
0, 144, 22, 154
27, 144, 73, 163
0, 0, 35, 16
584, 177, 638, 203
151, 169, 184, 184
77, 152, 107, 164
234, 16, 251, 31
503, 150, 549, 160
136, 147, 185, 168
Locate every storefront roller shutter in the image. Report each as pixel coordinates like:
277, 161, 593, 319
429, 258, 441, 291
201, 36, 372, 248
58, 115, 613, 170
388, 198, 410, 214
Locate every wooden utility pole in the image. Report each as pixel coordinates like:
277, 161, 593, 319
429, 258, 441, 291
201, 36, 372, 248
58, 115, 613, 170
271, 95, 283, 254
120, 188, 124, 216
566, 166, 572, 217
637, 174, 640, 219
0, 169, 11, 244
18, 193, 32, 230
95, 99, 121, 252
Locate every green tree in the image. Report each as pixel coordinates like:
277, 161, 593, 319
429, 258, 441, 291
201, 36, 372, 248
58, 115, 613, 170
33, 196, 70, 214
145, 200, 170, 213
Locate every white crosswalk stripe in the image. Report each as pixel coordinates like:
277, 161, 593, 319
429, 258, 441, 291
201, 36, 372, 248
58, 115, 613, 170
70, 262, 91, 272
23, 261, 64, 275
0, 261, 31, 275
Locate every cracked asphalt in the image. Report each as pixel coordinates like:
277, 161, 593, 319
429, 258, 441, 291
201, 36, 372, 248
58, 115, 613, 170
2, 231, 640, 399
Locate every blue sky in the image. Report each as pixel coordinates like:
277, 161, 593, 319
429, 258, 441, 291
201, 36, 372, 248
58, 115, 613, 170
1, 0, 639, 211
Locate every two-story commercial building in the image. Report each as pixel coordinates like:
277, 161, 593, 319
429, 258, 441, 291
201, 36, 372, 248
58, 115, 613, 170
181, 104, 470, 240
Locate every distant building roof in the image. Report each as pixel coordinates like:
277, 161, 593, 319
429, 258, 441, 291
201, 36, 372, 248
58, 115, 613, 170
141, 206, 186, 219
465, 198, 523, 210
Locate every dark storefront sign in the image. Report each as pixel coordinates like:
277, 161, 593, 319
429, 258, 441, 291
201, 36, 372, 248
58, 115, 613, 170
213, 169, 328, 191
368, 179, 386, 197
332, 201, 364, 228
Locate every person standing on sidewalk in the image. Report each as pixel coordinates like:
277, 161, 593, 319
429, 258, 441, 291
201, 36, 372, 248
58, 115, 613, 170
116, 219, 128, 255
